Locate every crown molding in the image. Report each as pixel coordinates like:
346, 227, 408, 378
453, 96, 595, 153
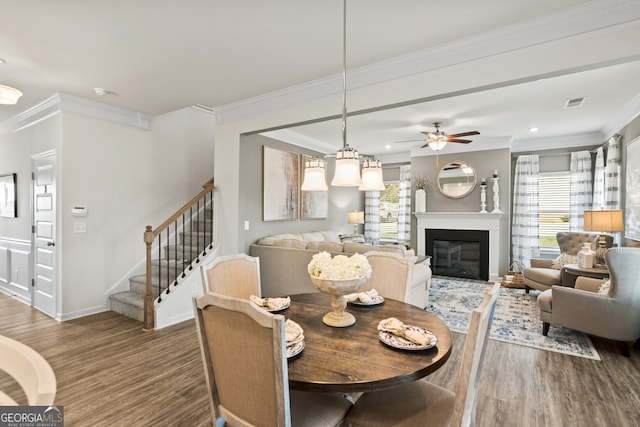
511, 132, 604, 153
214, 0, 640, 124
0, 93, 153, 134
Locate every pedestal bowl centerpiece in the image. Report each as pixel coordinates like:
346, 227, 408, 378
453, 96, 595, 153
308, 251, 372, 327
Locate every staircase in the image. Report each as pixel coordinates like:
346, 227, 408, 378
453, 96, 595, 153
109, 179, 215, 327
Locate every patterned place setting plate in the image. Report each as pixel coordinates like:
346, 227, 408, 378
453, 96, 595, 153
378, 326, 438, 351
287, 340, 305, 359
266, 297, 291, 312
348, 295, 385, 306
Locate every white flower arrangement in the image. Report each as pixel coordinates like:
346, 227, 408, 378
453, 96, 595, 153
308, 251, 372, 281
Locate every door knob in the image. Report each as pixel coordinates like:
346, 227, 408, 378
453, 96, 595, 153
47, 241, 55, 247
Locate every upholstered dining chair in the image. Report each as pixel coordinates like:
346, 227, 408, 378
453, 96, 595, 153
363, 251, 414, 303
345, 281, 500, 427
0, 335, 57, 406
200, 253, 261, 298
537, 247, 640, 356
194, 293, 352, 427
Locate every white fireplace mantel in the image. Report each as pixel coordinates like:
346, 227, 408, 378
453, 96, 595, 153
414, 212, 503, 282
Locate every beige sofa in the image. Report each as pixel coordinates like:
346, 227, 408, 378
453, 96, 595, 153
249, 231, 432, 308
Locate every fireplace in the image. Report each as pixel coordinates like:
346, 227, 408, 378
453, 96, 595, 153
426, 229, 489, 280
414, 212, 502, 282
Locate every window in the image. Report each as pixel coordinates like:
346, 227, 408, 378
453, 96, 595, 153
379, 182, 400, 241
538, 171, 570, 248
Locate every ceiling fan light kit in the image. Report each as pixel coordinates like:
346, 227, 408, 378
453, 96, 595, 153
0, 84, 23, 105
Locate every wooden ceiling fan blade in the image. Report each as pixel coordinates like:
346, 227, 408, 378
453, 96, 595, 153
448, 139, 472, 144
448, 131, 480, 138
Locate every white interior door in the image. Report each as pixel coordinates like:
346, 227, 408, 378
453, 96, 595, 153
32, 153, 56, 317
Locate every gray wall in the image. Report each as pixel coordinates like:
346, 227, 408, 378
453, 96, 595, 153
410, 148, 512, 275
239, 134, 363, 253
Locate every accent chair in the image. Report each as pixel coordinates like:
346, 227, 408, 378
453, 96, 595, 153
522, 232, 612, 293
537, 247, 640, 357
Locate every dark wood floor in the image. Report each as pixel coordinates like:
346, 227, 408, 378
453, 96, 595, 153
1, 292, 639, 427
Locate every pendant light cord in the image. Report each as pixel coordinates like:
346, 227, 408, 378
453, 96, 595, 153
341, 0, 347, 149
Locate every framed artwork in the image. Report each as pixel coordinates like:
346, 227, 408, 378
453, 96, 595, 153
263, 146, 299, 221
0, 173, 17, 218
300, 154, 328, 219
625, 136, 640, 241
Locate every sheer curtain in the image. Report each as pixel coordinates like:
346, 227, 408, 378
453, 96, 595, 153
569, 151, 593, 231
396, 165, 411, 244
364, 191, 380, 244
592, 147, 605, 210
605, 135, 622, 209
511, 155, 540, 266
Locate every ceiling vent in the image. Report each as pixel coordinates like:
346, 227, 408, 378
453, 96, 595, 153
565, 97, 585, 108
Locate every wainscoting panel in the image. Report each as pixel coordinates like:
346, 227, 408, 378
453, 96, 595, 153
0, 238, 32, 304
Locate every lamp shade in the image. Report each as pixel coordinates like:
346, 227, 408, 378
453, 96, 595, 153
359, 159, 385, 191
0, 85, 22, 105
347, 211, 365, 224
583, 210, 624, 232
301, 158, 328, 191
331, 147, 361, 186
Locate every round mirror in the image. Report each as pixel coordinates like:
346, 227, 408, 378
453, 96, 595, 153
437, 161, 477, 199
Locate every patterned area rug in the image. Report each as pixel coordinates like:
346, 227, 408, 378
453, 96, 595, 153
427, 276, 601, 360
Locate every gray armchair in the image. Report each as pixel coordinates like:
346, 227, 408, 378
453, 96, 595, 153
537, 247, 640, 356
522, 232, 612, 293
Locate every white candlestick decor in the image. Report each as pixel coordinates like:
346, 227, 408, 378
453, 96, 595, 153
480, 178, 487, 213
491, 172, 502, 213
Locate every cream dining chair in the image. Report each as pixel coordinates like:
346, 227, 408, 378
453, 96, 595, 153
0, 335, 57, 406
345, 282, 500, 427
200, 253, 261, 298
363, 251, 414, 303
194, 292, 352, 427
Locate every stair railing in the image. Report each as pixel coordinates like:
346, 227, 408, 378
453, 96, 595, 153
143, 178, 215, 330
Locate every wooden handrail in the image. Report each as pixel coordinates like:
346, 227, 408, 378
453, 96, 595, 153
143, 178, 214, 330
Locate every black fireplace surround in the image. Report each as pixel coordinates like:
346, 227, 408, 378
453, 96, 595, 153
425, 228, 489, 281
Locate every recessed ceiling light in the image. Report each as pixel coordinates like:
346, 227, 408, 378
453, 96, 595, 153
94, 88, 108, 96
0, 58, 5, 65
529, 127, 539, 132
385, 144, 391, 150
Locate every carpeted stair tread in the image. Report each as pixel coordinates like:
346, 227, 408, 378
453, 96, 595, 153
109, 291, 145, 322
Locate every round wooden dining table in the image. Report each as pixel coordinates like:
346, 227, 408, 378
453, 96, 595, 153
285, 292, 452, 393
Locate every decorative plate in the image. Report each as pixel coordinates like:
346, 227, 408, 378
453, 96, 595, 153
378, 326, 437, 350
348, 295, 385, 306
266, 297, 291, 312
287, 340, 305, 359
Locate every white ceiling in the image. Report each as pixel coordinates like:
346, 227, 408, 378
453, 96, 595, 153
2, 0, 640, 159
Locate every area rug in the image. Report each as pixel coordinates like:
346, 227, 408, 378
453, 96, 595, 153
427, 276, 601, 360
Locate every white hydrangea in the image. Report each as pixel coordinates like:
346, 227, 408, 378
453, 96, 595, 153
308, 251, 372, 280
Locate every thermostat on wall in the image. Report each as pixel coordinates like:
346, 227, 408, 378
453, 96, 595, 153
71, 206, 87, 217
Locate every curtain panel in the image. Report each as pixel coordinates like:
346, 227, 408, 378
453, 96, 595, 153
569, 151, 593, 230
397, 165, 411, 243
364, 191, 380, 244
511, 155, 540, 266
592, 147, 605, 210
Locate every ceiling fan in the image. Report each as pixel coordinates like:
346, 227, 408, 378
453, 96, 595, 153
396, 122, 480, 151
421, 122, 480, 151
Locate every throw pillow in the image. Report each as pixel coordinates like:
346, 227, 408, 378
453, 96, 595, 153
598, 280, 610, 295
550, 252, 578, 270
339, 234, 365, 244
